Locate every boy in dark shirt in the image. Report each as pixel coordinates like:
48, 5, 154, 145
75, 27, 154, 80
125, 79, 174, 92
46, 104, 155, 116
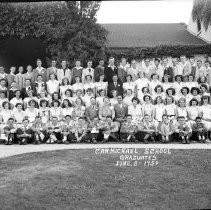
192, 117, 207, 143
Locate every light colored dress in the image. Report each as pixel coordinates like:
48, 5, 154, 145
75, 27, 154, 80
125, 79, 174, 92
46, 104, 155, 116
24, 108, 39, 123
128, 104, 143, 123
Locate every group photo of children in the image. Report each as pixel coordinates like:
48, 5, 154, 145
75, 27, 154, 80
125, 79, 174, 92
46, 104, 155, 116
0, 55, 211, 145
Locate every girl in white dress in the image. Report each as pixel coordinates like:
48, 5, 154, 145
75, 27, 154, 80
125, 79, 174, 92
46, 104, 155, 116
23, 89, 38, 109
99, 97, 115, 121
0, 91, 8, 110
190, 87, 201, 103
186, 74, 198, 91
198, 76, 209, 91
83, 75, 95, 95
38, 99, 50, 124
153, 96, 165, 126
128, 97, 143, 124
12, 103, 25, 127
60, 77, 71, 98
162, 75, 173, 93
82, 88, 95, 107
149, 73, 161, 95
10, 90, 23, 110
0, 102, 13, 125
123, 74, 136, 97
199, 96, 211, 130
142, 95, 154, 121
61, 99, 73, 120
175, 87, 192, 106
50, 92, 62, 107
96, 89, 106, 108
135, 71, 149, 100
138, 87, 151, 105
152, 85, 165, 103
176, 98, 188, 121
37, 91, 49, 108
24, 99, 39, 124
95, 74, 108, 96
71, 76, 84, 97
46, 73, 60, 96
50, 100, 63, 121
200, 84, 210, 98
123, 89, 133, 106
165, 87, 176, 103
173, 75, 185, 96
72, 98, 86, 120
110, 90, 118, 107
62, 89, 73, 105
187, 98, 200, 125
164, 96, 177, 122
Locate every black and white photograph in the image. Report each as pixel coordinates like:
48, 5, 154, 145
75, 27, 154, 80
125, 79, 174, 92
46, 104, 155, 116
0, 0, 211, 209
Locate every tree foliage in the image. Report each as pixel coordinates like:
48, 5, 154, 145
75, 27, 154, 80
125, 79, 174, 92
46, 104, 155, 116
192, 0, 211, 31
0, 1, 108, 65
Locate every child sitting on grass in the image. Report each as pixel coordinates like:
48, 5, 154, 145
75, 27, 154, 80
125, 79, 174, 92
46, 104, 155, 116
157, 114, 175, 143
192, 117, 207, 143
175, 116, 192, 144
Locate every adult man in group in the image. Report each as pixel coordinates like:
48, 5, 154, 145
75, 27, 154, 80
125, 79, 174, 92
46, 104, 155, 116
142, 58, 153, 79
162, 58, 174, 82
71, 60, 83, 84
46, 60, 58, 81
6, 66, 16, 89
114, 95, 128, 123
149, 58, 163, 81
0, 66, 7, 80
57, 60, 72, 84
15, 66, 24, 90
104, 57, 118, 83
180, 55, 191, 77
33, 59, 47, 83
117, 57, 130, 83
127, 59, 140, 81
189, 56, 197, 76
94, 59, 105, 82
107, 74, 123, 98
120, 115, 137, 142
172, 57, 183, 77
195, 59, 207, 81
85, 97, 99, 123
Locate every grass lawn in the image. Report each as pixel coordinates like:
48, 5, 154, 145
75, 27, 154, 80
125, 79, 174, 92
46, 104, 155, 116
0, 149, 210, 210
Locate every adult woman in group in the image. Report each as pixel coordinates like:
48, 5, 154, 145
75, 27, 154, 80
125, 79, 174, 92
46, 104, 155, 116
38, 99, 50, 124
142, 95, 154, 121
83, 75, 95, 96
99, 97, 115, 121
49, 99, 62, 121
128, 97, 143, 124
24, 99, 39, 124
123, 74, 136, 97
12, 103, 25, 127
10, 90, 23, 109
199, 96, 211, 131
62, 99, 73, 120
46, 73, 60, 97
95, 74, 108, 96
0, 101, 13, 125
72, 98, 86, 120
71, 76, 83, 97
59, 77, 71, 99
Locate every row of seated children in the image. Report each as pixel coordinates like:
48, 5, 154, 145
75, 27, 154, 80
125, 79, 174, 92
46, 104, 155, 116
1, 113, 209, 145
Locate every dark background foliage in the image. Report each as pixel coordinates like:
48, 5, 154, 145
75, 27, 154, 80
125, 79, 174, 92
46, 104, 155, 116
0, 1, 108, 70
